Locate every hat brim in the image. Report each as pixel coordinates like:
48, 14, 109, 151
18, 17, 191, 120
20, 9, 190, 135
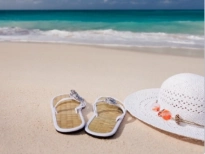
123, 88, 204, 141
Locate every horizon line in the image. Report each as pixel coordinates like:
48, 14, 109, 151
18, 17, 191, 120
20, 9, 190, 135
0, 9, 203, 11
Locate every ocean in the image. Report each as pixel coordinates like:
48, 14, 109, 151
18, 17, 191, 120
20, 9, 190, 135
0, 10, 203, 49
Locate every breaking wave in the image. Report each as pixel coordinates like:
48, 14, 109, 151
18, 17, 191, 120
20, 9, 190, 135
0, 27, 203, 49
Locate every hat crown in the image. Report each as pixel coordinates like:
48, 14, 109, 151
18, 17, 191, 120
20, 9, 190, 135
158, 73, 204, 125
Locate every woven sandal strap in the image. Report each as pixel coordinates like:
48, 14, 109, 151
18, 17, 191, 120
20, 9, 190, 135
69, 90, 86, 112
54, 90, 86, 114
93, 97, 126, 121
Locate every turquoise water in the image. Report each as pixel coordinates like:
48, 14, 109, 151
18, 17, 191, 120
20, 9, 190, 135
0, 10, 204, 49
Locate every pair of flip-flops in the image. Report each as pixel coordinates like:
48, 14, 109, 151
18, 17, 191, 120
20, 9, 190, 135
50, 90, 126, 137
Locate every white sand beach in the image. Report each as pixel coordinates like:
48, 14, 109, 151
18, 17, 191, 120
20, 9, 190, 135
0, 42, 204, 154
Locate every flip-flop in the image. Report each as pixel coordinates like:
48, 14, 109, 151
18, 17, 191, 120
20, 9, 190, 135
51, 90, 86, 133
85, 97, 126, 137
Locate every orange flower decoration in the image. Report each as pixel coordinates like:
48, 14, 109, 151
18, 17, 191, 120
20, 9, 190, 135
152, 101, 172, 121
158, 109, 172, 120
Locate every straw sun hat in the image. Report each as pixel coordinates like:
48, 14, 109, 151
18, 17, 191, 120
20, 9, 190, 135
124, 73, 204, 141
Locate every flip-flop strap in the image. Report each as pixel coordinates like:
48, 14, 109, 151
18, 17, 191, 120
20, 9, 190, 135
70, 90, 86, 112
93, 97, 126, 121
54, 90, 86, 114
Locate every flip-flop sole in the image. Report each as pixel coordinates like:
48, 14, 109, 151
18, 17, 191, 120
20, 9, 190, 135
51, 94, 85, 133
56, 100, 82, 129
86, 102, 123, 137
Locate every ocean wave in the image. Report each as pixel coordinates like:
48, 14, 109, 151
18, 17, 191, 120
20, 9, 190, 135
0, 27, 203, 49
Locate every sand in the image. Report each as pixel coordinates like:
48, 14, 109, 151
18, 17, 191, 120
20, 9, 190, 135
0, 42, 204, 154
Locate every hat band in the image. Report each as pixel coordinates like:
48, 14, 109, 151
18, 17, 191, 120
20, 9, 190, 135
172, 114, 204, 127
152, 102, 204, 128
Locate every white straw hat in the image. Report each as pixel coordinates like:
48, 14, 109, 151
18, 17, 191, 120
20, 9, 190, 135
124, 73, 204, 141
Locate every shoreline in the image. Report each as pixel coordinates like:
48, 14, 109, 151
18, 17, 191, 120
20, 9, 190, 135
0, 41, 204, 58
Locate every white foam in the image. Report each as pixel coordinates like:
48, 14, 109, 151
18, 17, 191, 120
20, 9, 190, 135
0, 27, 203, 49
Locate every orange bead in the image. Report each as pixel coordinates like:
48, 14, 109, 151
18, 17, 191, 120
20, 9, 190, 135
160, 110, 172, 120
